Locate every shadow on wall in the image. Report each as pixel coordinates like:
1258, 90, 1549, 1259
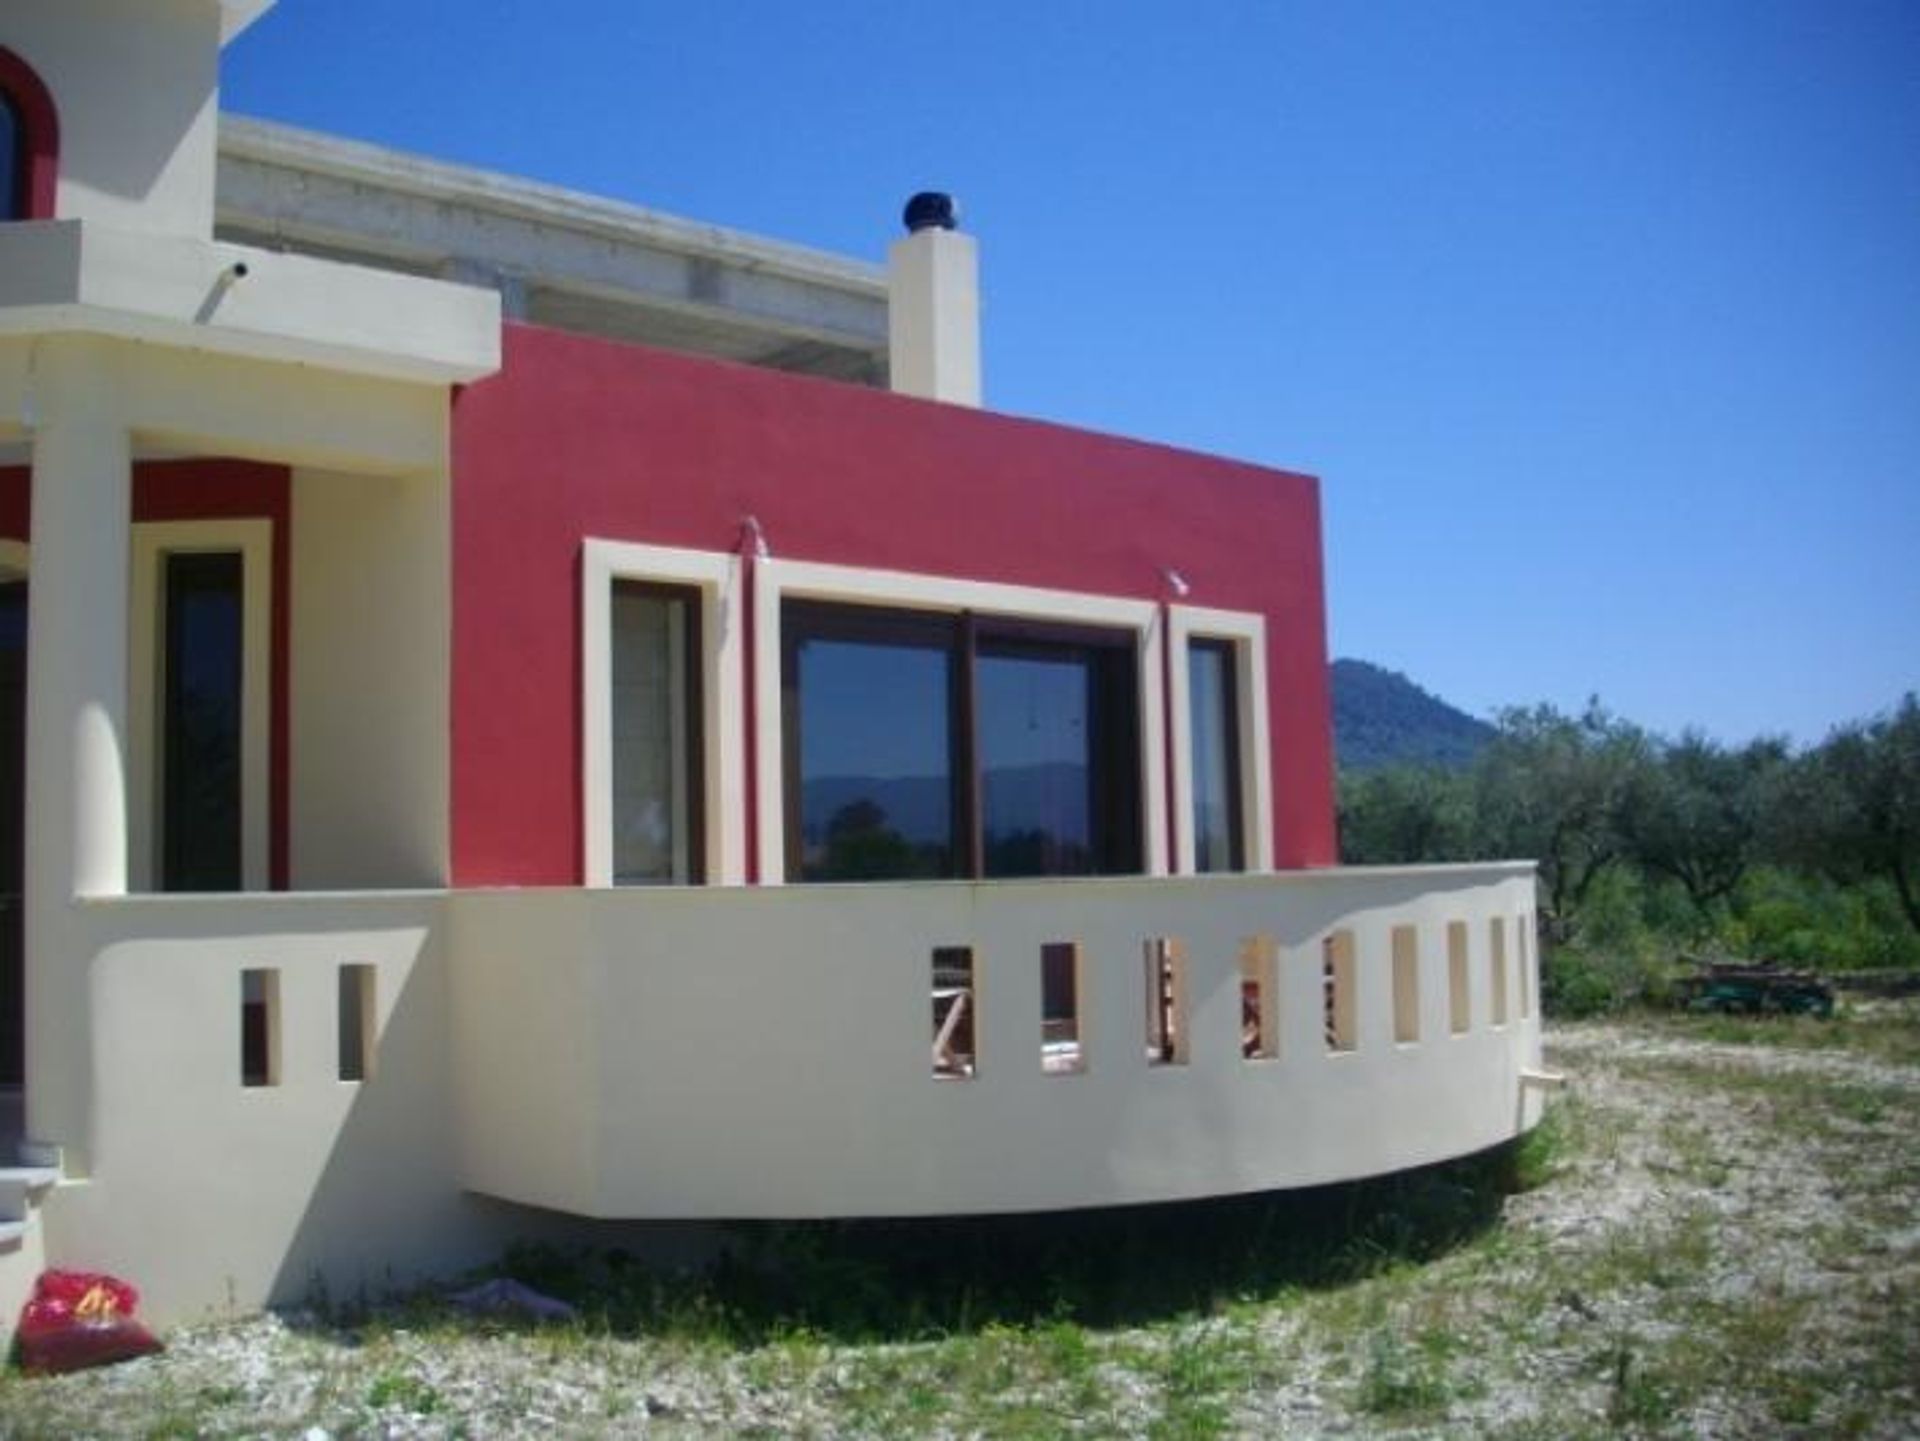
266, 922, 714, 1312
265, 924, 494, 1308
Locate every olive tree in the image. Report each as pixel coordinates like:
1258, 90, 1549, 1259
1785, 694, 1920, 934
1472, 700, 1649, 941
1619, 732, 1789, 923
1337, 765, 1475, 865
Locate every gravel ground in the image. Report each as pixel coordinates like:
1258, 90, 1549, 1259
2, 1004, 1916, 1439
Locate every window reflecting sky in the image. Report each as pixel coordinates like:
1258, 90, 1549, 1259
797, 636, 949, 782
976, 648, 1088, 771
796, 637, 954, 875
978, 648, 1092, 874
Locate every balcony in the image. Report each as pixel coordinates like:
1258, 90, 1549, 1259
449, 863, 1545, 1218
33, 864, 1541, 1320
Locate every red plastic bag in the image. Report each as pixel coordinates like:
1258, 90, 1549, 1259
15, 1270, 161, 1375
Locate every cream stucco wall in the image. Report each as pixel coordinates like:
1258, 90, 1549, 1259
37, 893, 500, 1326
5, 0, 226, 239
290, 468, 451, 889
0, 223, 500, 392
887, 226, 981, 405
453, 865, 1545, 1220
6, 865, 1543, 1328
1, 286, 471, 1176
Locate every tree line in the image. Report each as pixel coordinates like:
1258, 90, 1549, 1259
1338, 693, 1920, 970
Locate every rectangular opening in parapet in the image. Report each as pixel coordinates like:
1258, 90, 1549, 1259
338, 963, 376, 1082
240, 968, 280, 1088
1448, 920, 1470, 1035
1239, 933, 1279, 1060
1323, 930, 1356, 1053
931, 946, 976, 1079
1490, 916, 1509, 1026
1391, 924, 1420, 1044
1518, 917, 1535, 1019
1041, 942, 1085, 1074
1144, 937, 1188, 1066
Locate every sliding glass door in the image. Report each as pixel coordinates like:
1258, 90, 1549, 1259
976, 635, 1139, 877
784, 602, 1140, 882
784, 606, 958, 881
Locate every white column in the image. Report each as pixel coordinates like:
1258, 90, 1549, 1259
23, 338, 132, 1165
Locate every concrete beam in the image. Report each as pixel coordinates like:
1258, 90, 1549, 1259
216, 120, 889, 363
0, 220, 501, 386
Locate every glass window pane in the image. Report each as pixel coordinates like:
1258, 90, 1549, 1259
794, 627, 955, 880
978, 646, 1095, 877
1189, 641, 1244, 872
611, 584, 699, 884
162, 552, 243, 891
1, 96, 19, 221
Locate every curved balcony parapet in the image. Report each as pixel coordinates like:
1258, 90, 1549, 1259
450, 863, 1545, 1219
47, 867, 1543, 1320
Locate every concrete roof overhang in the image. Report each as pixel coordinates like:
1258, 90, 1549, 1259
0, 219, 501, 386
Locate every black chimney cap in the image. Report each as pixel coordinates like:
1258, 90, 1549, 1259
902, 192, 959, 234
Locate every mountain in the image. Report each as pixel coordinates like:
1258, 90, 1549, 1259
1331, 658, 1495, 772
800, 663, 1492, 817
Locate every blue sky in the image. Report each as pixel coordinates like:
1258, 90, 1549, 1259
223, 1, 1919, 746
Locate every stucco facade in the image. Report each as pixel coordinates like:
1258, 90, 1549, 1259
0, 2, 1548, 1331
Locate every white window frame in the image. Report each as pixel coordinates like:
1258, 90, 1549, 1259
754, 557, 1167, 885
129, 519, 273, 893
1167, 605, 1273, 873
582, 539, 745, 887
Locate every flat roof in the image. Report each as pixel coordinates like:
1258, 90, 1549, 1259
215, 117, 890, 385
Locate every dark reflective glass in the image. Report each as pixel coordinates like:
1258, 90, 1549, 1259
785, 604, 1141, 883
978, 647, 1095, 877
162, 552, 243, 891
795, 632, 955, 880
1189, 641, 1244, 871
0, 95, 18, 220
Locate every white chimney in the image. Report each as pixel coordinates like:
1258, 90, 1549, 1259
887, 192, 981, 407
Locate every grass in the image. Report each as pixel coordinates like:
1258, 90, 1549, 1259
1616, 1052, 1916, 1149
445, 1142, 1519, 1351
3, 998, 1917, 1437
1354, 1327, 1460, 1418
364, 1369, 445, 1414
1648, 1001, 1920, 1066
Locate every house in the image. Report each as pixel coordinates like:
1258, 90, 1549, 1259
0, 0, 1547, 1329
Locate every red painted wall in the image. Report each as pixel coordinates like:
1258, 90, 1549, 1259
0, 460, 291, 888
451, 323, 1337, 885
